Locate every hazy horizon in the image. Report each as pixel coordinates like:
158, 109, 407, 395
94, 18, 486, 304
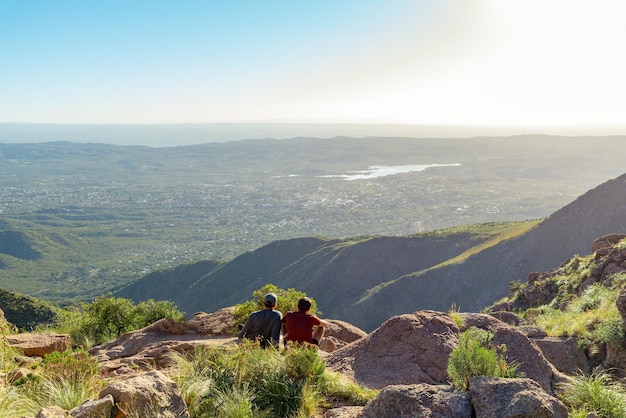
2, 1, 625, 135
1, 122, 625, 147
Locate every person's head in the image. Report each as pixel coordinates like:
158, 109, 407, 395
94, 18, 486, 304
297, 297, 312, 312
263, 293, 277, 309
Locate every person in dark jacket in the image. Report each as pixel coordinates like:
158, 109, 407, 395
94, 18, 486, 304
237, 293, 282, 348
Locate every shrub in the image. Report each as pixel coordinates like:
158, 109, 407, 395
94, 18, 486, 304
284, 345, 325, 381
170, 342, 374, 417
559, 372, 626, 418
51, 295, 185, 347
447, 327, 520, 391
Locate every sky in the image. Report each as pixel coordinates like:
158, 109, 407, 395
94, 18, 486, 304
1, 0, 626, 134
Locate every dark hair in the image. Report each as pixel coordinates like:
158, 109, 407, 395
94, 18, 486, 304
297, 297, 312, 312
263, 300, 275, 308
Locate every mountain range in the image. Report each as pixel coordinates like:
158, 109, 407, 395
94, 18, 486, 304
116, 173, 626, 331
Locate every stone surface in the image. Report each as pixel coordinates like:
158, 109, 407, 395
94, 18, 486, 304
533, 336, 589, 374
89, 317, 236, 376
4, 332, 70, 357
361, 384, 472, 418
470, 376, 568, 418
320, 319, 367, 352
461, 312, 569, 395
70, 394, 115, 418
323, 406, 364, 418
325, 311, 459, 389
100, 370, 189, 418
36, 406, 69, 418
186, 307, 237, 335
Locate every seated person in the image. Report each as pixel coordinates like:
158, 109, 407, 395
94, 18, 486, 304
237, 293, 282, 348
282, 297, 328, 346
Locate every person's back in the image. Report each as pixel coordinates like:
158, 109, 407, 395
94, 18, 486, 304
238, 293, 282, 348
282, 297, 327, 346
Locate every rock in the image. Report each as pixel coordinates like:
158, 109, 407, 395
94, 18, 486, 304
99, 370, 189, 418
89, 318, 236, 376
323, 406, 364, 418
6, 367, 32, 384
325, 311, 458, 388
186, 307, 237, 335
533, 336, 589, 374
36, 406, 69, 417
70, 394, 114, 418
487, 311, 524, 326
516, 326, 548, 338
320, 319, 367, 352
4, 332, 70, 357
591, 234, 626, 253
470, 376, 568, 418
361, 384, 472, 418
460, 313, 569, 395
13, 354, 40, 366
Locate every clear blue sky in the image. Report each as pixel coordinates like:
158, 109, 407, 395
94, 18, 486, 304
1, 0, 625, 131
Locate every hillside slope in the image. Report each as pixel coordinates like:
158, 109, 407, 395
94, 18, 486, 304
118, 173, 626, 332
342, 173, 626, 329
117, 221, 539, 330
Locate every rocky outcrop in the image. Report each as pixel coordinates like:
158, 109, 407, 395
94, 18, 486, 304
71, 395, 115, 418
186, 306, 237, 334
361, 384, 472, 418
469, 376, 568, 418
325, 310, 568, 395
532, 336, 589, 375
100, 370, 189, 418
89, 317, 237, 377
4, 332, 70, 357
326, 311, 458, 389
320, 319, 367, 352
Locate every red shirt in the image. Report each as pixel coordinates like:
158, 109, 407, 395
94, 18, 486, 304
282, 311, 322, 344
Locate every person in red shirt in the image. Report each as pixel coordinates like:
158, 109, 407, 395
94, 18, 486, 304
282, 297, 328, 346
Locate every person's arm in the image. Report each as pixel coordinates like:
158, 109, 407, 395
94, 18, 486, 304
238, 317, 251, 340
270, 318, 282, 347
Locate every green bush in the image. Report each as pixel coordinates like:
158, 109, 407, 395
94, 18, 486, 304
447, 327, 520, 391
171, 342, 376, 417
559, 372, 626, 418
52, 295, 185, 347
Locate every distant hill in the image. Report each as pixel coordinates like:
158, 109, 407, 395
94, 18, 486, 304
117, 173, 626, 331
0, 288, 58, 330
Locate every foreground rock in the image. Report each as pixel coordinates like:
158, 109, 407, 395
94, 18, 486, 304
326, 311, 458, 389
470, 376, 567, 418
325, 310, 568, 394
101, 370, 189, 418
4, 332, 70, 357
320, 319, 368, 352
89, 317, 237, 377
361, 384, 472, 418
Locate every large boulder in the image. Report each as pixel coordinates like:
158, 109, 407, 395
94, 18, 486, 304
461, 313, 569, 394
532, 336, 589, 375
89, 318, 236, 377
100, 370, 189, 418
4, 332, 70, 357
360, 384, 472, 418
320, 319, 367, 352
186, 307, 237, 335
469, 376, 568, 418
70, 395, 115, 418
325, 311, 458, 388
326, 310, 569, 394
